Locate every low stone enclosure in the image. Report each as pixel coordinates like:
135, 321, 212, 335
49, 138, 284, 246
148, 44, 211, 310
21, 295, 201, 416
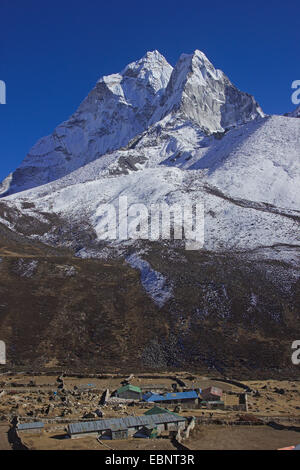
0, 371, 256, 386
1, 371, 193, 380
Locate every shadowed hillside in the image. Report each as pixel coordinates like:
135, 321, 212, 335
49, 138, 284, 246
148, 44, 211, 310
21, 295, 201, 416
0, 217, 299, 379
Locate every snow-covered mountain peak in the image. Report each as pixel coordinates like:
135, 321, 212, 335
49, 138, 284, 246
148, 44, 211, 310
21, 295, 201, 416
100, 50, 173, 95
180, 49, 221, 77
119, 50, 173, 102
123, 50, 172, 83
151, 49, 264, 133
0, 49, 266, 197
1, 52, 173, 196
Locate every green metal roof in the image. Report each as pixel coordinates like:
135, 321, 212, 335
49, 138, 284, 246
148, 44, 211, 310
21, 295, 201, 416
117, 384, 142, 394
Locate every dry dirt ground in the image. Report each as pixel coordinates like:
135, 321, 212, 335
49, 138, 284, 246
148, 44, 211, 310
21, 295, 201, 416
0, 425, 11, 450
22, 434, 176, 451
186, 425, 300, 450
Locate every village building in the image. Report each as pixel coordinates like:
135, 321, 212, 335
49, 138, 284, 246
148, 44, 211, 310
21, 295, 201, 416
116, 384, 142, 400
199, 400, 225, 410
140, 384, 169, 392
134, 425, 158, 439
142, 390, 199, 408
17, 422, 44, 436
201, 386, 223, 401
110, 425, 129, 440
67, 413, 186, 440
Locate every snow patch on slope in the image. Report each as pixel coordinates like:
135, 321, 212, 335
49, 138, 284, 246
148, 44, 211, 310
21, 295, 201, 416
127, 253, 173, 307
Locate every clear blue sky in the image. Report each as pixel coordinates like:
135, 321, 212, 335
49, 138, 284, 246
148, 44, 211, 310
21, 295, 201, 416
0, 0, 299, 181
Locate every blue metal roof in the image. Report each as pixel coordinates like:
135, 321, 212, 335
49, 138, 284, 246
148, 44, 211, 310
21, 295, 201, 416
68, 413, 186, 435
143, 390, 198, 402
18, 422, 44, 430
